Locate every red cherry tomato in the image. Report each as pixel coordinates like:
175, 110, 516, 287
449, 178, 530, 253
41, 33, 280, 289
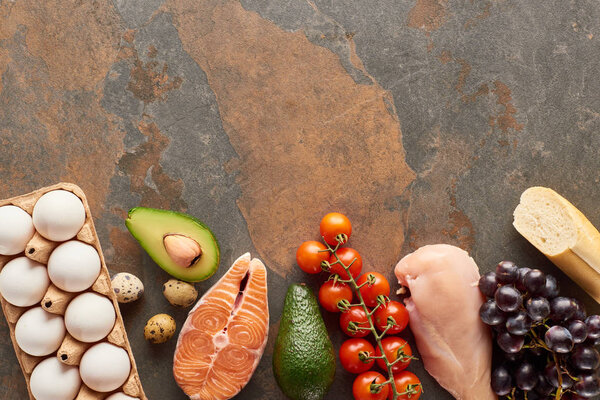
296, 241, 329, 274
353, 371, 389, 400
320, 212, 352, 246
340, 306, 371, 338
375, 336, 413, 373
356, 272, 390, 307
318, 280, 353, 312
387, 371, 422, 400
328, 247, 363, 279
339, 338, 375, 374
373, 300, 409, 334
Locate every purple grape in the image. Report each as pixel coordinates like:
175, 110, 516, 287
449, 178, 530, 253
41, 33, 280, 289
478, 272, 499, 297
504, 350, 524, 363
563, 374, 576, 390
585, 315, 600, 339
542, 274, 559, 298
567, 320, 588, 344
491, 365, 512, 396
524, 391, 543, 400
544, 363, 574, 389
479, 300, 506, 326
515, 267, 531, 292
562, 393, 588, 400
571, 345, 600, 370
506, 311, 532, 336
496, 261, 519, 284
550, 297, 576, 321
574, 373, 600, 398
515, 361, 537, 391
523, 269, 546, 295
529, 345, 545, 358
545, 326, 574, 353
495, 285, 522, 312
572, 297, 587, 321
497, 331, 525, 354
526, 297, 550, 321
535, 372, 554, 395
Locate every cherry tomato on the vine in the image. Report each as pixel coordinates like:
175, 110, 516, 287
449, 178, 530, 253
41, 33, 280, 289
373, 300, 409, 334
320, 212, 352, 246
318, 280, 353, 312
387, 371, 422, 400
357, 272, 390, 307
340, 306, 371, 338
328, 247, 363, 279
296, 241, 329, 274
353, 371, 389, 400
375, 336, 413, 373
339, 338, 375, 374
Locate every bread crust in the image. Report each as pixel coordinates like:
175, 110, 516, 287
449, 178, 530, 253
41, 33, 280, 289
549, 251, 600, 303
514, 186, 600, 303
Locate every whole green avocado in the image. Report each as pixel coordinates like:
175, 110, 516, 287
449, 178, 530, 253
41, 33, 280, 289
273, 283, 336, 400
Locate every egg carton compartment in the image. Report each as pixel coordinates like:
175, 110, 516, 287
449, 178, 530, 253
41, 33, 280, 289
0, 183, 147, 400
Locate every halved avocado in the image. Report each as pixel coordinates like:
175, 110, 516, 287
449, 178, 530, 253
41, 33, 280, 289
125, 207, 220, 282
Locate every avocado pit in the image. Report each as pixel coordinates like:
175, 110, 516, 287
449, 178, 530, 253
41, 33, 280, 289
163, 234, 202, 268
125, 206, 220, 282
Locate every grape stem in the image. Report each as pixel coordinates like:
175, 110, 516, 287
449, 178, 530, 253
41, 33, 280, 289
552, 351, 563, 400
324, 238, 406, 400
528, 323, 569, 400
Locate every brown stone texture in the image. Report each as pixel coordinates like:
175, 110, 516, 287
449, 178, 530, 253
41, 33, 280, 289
490, 80, 525, 133
2, 0, 600, 399
165, 0, 415, 277
408, 0, 449, 31
0, 0, 125, 211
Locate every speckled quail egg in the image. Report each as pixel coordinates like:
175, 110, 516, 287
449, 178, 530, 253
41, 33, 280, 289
0, 256, 50, 307
30, 357, 81, 400
144, 313, 176, 344
48, 240, 101, 292
80, 342, 131, 392
65, 292, 116, 342
15, 307, 65, 356
111, 273, 144, 303
0, 205, 35, 255
33, 190, 86, 241
105, 393, 139, 400
162, 279, 198, 307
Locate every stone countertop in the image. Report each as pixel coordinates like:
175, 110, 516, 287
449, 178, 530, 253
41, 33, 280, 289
1, 0, 600, 399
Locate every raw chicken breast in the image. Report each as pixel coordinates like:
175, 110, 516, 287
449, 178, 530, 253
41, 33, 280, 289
394, 244, 496, 400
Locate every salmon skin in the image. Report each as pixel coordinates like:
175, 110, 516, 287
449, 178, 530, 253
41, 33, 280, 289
173, 253, 269, 400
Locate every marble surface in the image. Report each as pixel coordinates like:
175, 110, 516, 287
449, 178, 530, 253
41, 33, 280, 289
1, 0, 600, 398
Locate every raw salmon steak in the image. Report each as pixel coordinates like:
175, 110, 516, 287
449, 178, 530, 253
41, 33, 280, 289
173, 253, 269, 400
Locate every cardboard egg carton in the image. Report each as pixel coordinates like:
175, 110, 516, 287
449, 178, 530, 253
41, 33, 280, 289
0, 183, 147, 400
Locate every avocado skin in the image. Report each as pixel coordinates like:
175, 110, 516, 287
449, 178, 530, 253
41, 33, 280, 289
125, 206, 220, 282
273, 283, 336, 400
127, 207, 218, 236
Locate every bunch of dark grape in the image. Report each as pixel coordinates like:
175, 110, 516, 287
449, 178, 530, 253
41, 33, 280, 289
479, 261, 600, 399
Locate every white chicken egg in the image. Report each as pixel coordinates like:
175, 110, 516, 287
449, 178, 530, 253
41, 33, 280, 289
33, 190, 86, 241
80, 342, 131, 392
48, 240, 101, 292
65, 292, 116, 342
105, 393, 139, 400
30, 357, 81, 400
15, 307, 65, 356
0, 256, 49, 307
0, 205, 35, 255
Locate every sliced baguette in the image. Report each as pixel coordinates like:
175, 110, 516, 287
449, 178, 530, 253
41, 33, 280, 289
513, 186, 600, 303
